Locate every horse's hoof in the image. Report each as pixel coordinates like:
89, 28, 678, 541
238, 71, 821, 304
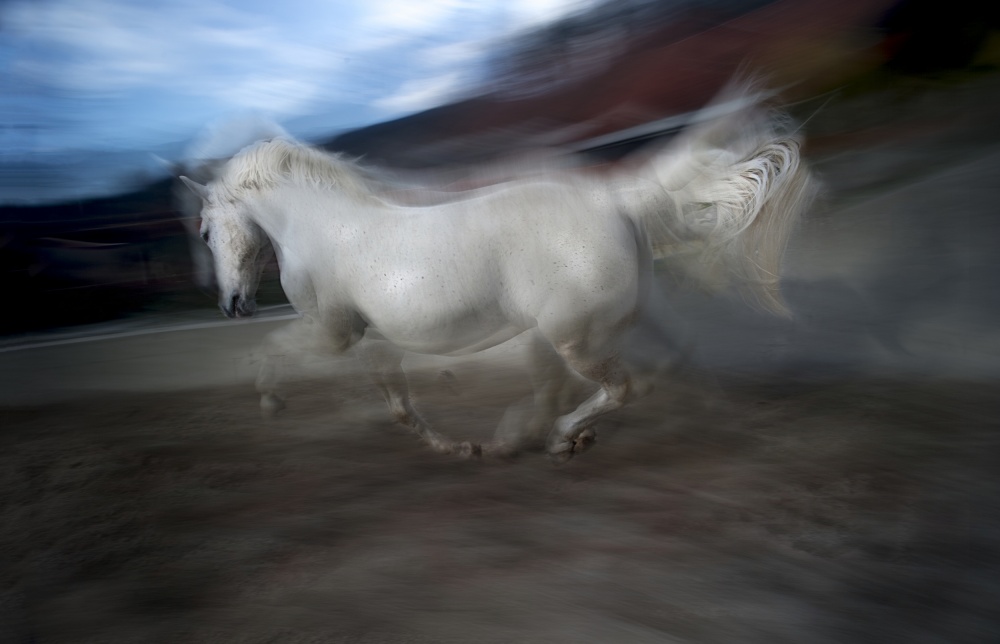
455, 441, 482, 460
547, 428, 597, 464
575, 428, 597, 453
260, 393, 286, 418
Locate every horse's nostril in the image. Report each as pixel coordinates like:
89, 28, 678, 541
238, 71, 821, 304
230, 293, 240, 310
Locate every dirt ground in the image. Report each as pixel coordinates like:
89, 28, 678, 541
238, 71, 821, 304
3, 364, 999, 644
4, 74, 1000, 642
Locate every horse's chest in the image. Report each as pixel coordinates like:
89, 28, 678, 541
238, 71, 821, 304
278, 254, 320, 312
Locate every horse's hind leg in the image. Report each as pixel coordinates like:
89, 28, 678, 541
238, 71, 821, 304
356, 337, 480, 459
484, 331, 577, 457
544, 338, 633, 463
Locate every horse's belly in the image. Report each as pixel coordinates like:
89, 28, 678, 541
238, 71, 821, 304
367, 303, 523, 356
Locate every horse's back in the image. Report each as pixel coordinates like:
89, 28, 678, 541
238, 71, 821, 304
472, 179, 645, 330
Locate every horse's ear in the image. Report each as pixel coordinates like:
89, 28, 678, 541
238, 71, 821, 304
180, 176, 210, 201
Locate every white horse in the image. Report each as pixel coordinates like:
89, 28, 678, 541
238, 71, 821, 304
180, 89, 814, 461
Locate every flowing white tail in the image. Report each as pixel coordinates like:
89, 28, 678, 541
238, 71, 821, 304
628, 86, 816, 315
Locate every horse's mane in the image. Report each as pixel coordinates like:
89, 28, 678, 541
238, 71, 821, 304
217, 137, 590, 206
218, 138, 379, 201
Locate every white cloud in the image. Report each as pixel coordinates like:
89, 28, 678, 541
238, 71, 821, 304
373, 72, 464, 115
359, 0, 472, 34
0, 0, 596, 153
420, 39, 487, 68
2, 0, 347, 114
507, 0, 596, 31
224, 76, 322, 114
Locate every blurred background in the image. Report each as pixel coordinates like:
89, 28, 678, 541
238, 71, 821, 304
1, 0, 997, 347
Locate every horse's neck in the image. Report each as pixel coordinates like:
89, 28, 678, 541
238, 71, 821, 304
249, 182, 368, 246
241, 188, 292, 248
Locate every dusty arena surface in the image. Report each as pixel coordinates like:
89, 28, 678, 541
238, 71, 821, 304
3, 366, 999, 643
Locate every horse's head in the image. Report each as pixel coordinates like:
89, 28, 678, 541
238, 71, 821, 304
169, 159, 226, 292
179, 176, 269, 319
169, 116, 290, 293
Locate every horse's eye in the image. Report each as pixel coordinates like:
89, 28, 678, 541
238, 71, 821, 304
201, 230, 210, 243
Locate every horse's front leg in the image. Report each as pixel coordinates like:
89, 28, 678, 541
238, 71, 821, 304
256, 307, 372, 417
255, 316, 335, 416
355, 336, 480, 459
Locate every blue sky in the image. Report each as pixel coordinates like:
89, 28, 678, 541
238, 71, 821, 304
0, 0, 594, 202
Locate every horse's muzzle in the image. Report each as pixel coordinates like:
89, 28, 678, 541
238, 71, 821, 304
221, 293, 257, 319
